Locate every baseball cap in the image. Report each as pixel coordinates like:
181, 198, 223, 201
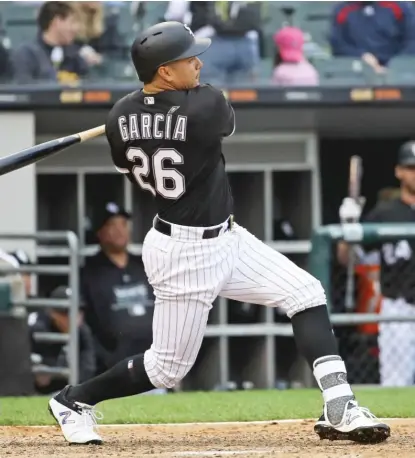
398, 141, 415, 166
50, 285, 85, 312
92, 202, 131, 233
273, 27, 304, 63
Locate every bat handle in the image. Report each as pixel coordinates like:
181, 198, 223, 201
345, 250, 355, 310
78, 125, 106, 143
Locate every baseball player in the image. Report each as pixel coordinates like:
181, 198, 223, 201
339, 142, 415, 387
48, 21, 390, 445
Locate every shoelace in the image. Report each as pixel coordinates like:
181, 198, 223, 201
348, 402, 378, 420
75, 402, 104, 428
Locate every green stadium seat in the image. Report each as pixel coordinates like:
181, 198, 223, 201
259, 57, 274, 80
2, 2, 39, 47
299, 2, 333, 47
143, 1, 169, 28
7, 24, 37, 47
386, 56, 415, 85
313, 57, 373, 86
98, 58, 137, 82
2, 2, 40, 22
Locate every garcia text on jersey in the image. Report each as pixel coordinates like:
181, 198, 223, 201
117, 107, 187, 143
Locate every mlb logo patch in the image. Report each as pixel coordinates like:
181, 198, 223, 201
144, 97, 154, 105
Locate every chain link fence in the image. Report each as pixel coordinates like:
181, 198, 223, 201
328, 238, 415, 387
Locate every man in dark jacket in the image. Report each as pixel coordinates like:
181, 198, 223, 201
29, 285, 96, 394
165, 1, 261, 83
330, 1, 415, 72
81, 202, 154, 374
12, 1, 88, 84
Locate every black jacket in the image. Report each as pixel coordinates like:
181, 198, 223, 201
212, 1, 262, 37
81, 251, 154, 368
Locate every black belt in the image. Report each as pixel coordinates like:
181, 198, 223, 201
154, 216, 233, 239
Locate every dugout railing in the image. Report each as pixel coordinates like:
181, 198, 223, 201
0, 231, 80, 385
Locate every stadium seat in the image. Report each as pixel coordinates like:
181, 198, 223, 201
142, 1, 169, 28
7, 24, 37, 47
299, 1, 333, 46
98, 58, 137, 82
386, 56, 415, 85
1, 2, 38, 47
259, 57, 274, 81
313, 57, 374, 86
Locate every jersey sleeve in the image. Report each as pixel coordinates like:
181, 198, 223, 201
105, 105, 130, 175
215, 89, 235, 138
195, 85, 235, 138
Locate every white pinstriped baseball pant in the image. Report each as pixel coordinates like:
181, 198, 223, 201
142, 219, 326, 389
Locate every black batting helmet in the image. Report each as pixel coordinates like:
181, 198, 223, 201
398, 141, 415, 166
130, 21, 211, 83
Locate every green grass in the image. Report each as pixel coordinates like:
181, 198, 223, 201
1, 388, 414, 426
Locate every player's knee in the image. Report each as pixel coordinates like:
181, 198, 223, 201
286, 277, 327, 318
144, 348, 189, 389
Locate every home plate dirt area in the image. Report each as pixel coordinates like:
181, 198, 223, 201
0, 419, 413, 458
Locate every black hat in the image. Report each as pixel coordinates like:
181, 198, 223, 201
398, 141, 415, 166
8, 250, 32, 266
50, 285, 85, 312
130, 21, 211, 82
92, 202, 131, 233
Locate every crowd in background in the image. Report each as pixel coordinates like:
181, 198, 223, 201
1, 1, 415, 86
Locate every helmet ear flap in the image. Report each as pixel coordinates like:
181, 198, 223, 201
138, 67, 158, 84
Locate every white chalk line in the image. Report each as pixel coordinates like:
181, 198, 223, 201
15, 417, 409, 428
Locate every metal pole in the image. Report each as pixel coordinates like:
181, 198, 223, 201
67, 231, 79, 386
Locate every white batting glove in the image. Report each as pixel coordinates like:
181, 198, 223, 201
339, 197, 364, 223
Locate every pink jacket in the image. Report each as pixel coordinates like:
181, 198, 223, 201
272, 60, 319, 86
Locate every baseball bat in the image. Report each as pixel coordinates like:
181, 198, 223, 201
0, 124, 106, 176
345, 155, 363, 310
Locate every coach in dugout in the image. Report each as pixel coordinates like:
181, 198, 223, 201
338, 142, 415, 387
81, 202, 154, 375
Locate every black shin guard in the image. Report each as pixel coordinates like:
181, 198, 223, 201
67, 354, 155, 406
291, 305, 339, 368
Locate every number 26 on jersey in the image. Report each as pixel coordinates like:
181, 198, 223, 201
126, 147, 186, 199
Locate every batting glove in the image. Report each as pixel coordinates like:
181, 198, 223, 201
339, 197, 365, 223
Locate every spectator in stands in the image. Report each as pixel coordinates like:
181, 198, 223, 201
71, 2, 104, 67
330, 2, 415, 73
272, 26, 319, 86
81, 202, 154, 375
165, 1, 261, 84
28, 285, 96, 394
11, 1, 89, 84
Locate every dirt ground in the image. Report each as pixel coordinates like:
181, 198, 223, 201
0, 419, 413, 458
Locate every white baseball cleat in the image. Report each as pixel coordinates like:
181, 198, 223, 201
48, 385, 103, 445
314, 400, 390, 444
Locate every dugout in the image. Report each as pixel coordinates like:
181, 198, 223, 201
0, 84, 414, 390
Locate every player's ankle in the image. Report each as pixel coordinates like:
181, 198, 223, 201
313, 355, 354, 425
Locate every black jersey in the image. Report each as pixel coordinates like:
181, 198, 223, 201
105, 84, 235, 227
364, 198, 415, 301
